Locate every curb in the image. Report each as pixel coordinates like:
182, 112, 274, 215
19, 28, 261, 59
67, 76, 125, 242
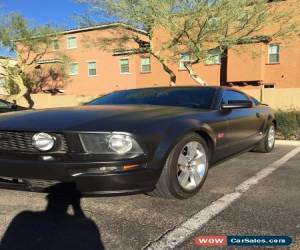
276, 140, 300, 146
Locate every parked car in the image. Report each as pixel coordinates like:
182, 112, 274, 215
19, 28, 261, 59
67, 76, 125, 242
0, 99, 27, 113
0, 87, 276, 199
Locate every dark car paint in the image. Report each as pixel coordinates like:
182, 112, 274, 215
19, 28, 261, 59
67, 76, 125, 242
0, 87, 275, 195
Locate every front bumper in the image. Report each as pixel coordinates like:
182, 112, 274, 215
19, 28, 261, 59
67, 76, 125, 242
0, 154, 160, 196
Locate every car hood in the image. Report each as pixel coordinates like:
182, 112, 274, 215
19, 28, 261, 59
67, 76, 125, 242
0, 105, 205, 132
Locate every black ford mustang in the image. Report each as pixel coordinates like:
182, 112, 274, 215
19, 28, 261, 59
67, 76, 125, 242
0, 87, 276, 199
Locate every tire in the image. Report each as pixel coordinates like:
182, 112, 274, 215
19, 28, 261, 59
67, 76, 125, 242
254, 123, 276, 153
149, 133, 209, 199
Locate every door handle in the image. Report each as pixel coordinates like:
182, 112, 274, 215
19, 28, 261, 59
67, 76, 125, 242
256, 112, 261, 118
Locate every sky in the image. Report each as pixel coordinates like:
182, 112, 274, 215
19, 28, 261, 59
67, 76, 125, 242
0, 0, 112, 56
0, 0, 105, 28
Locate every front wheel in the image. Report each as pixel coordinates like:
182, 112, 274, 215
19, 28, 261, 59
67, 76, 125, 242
149, 133, 209, 199
255, 124, 276, 153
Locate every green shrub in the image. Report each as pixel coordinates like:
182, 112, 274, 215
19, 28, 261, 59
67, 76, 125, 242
275, 110, 300, 140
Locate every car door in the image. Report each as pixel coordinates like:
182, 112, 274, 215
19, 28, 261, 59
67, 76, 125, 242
219, 89, 265, 155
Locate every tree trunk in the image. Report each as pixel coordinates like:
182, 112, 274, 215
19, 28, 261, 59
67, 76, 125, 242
23, 90, 34, 108
162, 63, 176, 86
184, 63, 207, 86
220, 48, 228, 86
7, 75, 28, 105
151, 52, 176, 86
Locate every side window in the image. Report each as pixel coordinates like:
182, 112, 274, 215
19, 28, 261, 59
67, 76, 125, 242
251, 97, 260, 106
222, 90, 249, 104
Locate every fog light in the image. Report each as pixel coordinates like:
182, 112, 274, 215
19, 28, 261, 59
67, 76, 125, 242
41, 156, 55, 161
32, 133, 55, 151
94, 166, 119, 173
70, 166, 121, 177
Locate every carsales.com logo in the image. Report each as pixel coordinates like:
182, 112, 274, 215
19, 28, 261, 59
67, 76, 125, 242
194, 236, 292, 247
194, 236, 227, 247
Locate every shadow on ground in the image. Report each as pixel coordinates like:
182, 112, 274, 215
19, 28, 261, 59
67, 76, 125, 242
0, 184, 104, 250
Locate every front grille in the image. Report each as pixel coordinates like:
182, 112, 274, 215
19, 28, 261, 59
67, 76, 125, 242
0, 131, 68, 153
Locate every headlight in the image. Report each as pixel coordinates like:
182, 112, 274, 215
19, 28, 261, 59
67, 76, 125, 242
79, 132, 144, 155
108, 134, 133, 154
32, 133, 55, 151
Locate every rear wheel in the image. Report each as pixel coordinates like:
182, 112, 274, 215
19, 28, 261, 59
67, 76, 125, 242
255, 124, 276, 153
149, 133, 209, 199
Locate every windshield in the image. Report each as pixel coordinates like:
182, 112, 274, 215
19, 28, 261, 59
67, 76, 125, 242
87, 88, 217, 109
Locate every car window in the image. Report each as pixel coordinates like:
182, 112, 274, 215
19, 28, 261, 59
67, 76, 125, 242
222, 90, 249, 104
251, 97, 261, 106
0, 101, 10, 109
88, 88, 217, 109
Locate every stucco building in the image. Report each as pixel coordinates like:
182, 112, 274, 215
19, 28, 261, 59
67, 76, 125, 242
27, 1, 300, 96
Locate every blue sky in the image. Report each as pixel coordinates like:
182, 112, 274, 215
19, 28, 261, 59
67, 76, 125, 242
0, 0, 112, 56
0, 0, 106, 28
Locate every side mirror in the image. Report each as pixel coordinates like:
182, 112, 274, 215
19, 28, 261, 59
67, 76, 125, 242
10, 104, 18, 109
222, 100, 253, 109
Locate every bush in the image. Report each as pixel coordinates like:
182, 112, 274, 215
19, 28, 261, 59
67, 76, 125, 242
275, 110, 300, 140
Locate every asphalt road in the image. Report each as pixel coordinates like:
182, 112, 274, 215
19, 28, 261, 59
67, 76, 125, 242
0, 144, 298, 250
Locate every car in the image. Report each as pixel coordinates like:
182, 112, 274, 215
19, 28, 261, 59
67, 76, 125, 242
0, 99, 27, 113
0, 86, 276, 199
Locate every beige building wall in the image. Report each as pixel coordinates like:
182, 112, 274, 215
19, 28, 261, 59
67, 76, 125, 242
16, 94, 98, 109
0, 57, 18, 95
244, 88, 300, 110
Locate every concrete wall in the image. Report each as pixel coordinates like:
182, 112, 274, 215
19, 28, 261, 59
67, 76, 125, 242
16, 94, 98, 109
244, 88, 300, 110
13, 88, 300, 110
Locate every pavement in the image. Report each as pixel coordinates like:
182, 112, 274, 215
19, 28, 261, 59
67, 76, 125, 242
0, 144, 299, 250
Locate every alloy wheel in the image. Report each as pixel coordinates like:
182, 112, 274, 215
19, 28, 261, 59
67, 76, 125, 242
177, 141, 207, 191
268, 125, 275, 148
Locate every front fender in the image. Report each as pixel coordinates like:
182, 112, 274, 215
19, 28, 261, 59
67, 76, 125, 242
150, 119, 216, 170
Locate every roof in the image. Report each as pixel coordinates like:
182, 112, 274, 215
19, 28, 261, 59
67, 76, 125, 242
62, 23, 148, 36
114, 86, 225, 92
131, 86, 223, 90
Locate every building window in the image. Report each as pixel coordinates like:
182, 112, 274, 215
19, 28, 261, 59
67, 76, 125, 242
52, 39, 59, 51
120, 58, 130, 74
69, 63, 79, 75
264, 84, 275, 88
206, 49, 221, 65
268, 44, 280, 63
67, 37, 77, 49
88, 61, 97, 76
141, 57, 151, 73
179, 53, 190, 70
